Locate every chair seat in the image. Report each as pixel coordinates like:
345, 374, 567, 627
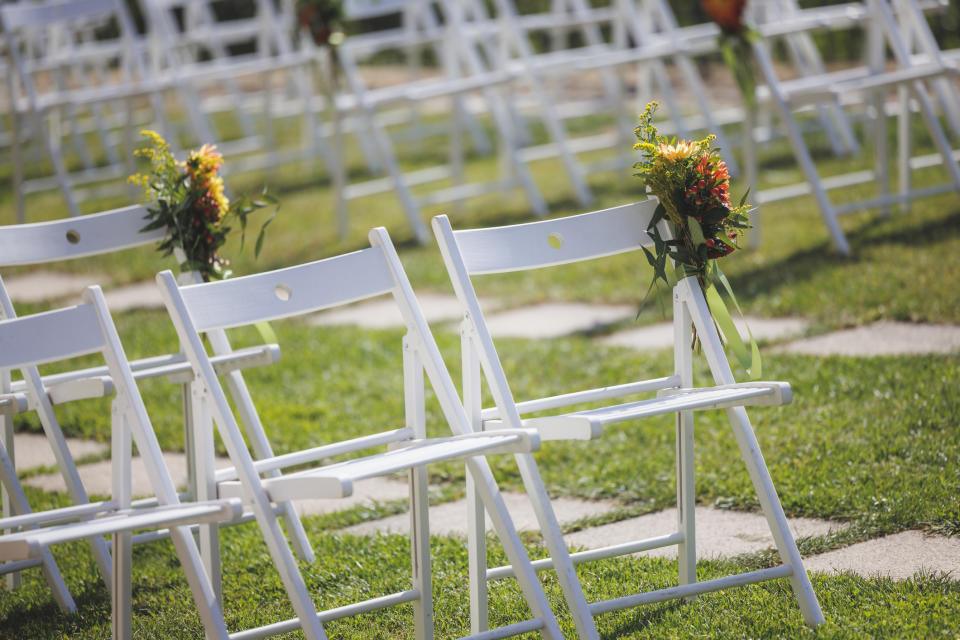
218, 429, 539, 502
765, 60, 959, 106
0, 499, 243, 562
485, 382, 792, 440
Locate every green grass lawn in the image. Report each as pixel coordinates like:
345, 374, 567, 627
1, 102, 959, 637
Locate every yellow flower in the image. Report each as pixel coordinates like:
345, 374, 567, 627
656, 140, 698, 163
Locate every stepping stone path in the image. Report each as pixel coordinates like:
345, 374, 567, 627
564, 506, 843, 560
803, 531, 960, 579
482, 302, 636, 339
24, 452, 234, 498
97, 281, 165, 312
603, 316, 809, 351
343, 493, 618, 537
776, 321, 960, 356
4, 272, 107, 303
309, 293, 492, 329
7, 273, 960, 582
11, 433, 107, 470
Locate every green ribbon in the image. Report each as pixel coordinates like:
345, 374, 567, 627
254, 321, 278, 346
704, 264, 761, 379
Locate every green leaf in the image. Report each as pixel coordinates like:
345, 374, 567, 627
687, 217, 706, 246
648, 203, 667, 231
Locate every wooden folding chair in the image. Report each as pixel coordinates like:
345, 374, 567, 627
432, 201, 825, 639
0, 287, 238, 639
0, 205, 312, 599
155, 227, 568, 639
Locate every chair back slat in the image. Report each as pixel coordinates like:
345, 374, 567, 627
175, 248, 395, 332
0, 206, 163, 267
0, 305, 104, 369
449, 201, 658, 275
0, 0, 118, 30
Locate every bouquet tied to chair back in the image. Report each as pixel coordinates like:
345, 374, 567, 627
633, 101, 760, 378
129, 131, 276, 281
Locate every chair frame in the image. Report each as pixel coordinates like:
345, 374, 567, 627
746, 0, 960, 254
0, 205, 310, 603
0, 287, 238, 639
155, 227, 571, 639
432, 201, 825, 638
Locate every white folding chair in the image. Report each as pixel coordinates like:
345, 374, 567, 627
0, 205, 312, 598
746, 0, 960, 254
139, 0, 324, 175
0, 287, 238, 639
155, 227, 569, 639
432, 202, 825, 639
0, 0, 194, 222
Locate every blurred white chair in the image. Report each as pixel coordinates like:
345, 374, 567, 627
432, 202, 824, 639
0, 0, 196, 221
0, 287, 239, 639
747, 0, 960, 254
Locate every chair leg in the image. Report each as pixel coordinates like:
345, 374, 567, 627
112, 401, 133, 639
461, 329, 489, 634
403, 339, 433, 640
724, 406, 825, 626
29, 369, 113, 590
192, 384, 222, 602
0, 442, 75, 612
674, 288, 697, 592
682, 278, 824, 626
410, 465, 433, 640
676, 413, 696, 591
111, 533, 133, 640
466, 473, 488, 634
466, 456, 568, 640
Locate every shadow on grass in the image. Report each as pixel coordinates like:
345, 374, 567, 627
599, 600, 682, 639
731, 203, 960, 301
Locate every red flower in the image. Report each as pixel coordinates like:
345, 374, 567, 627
702, 0, 747, 34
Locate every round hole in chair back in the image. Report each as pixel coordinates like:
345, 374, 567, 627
65, 230, 81, 244
275, 284, 292, 301
547, 232, 563, 249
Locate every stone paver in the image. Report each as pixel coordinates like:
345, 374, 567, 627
309, 293, 490, 329
97, 281, 164, 312
602, 316, 809, 351
3, 272, 108, 303
776, 321, 960, 356
565, 506, 843, 560
25, 452, 232, 498
10, 433, 108, 471
293, 477, 410, 516
342, 493, 617, 537
804, 531, 960, 580
483, 303, 636, 339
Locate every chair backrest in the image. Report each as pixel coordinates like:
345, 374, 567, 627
0, 205, 163, 268
157, 227, 478, 455
0, 287, 181, 506
431, 200, 659, 429
434, 200, 658, 276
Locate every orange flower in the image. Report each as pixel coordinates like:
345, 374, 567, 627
702, 0, 746, 33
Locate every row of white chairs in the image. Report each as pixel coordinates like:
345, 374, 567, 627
1, 200, 824, 638
6, 0, 959, 252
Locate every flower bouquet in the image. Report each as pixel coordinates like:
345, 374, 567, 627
633, 101, 760, 377
129, 131, 276, 282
